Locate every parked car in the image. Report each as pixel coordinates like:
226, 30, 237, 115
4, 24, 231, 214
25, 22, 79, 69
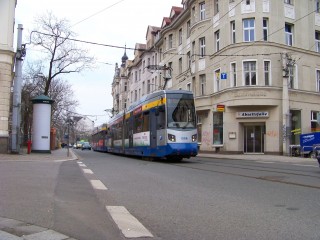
81, 142, 91, 150
76, 142, 83, 149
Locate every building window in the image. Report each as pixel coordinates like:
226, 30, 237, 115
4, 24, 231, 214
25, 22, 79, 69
147, 80, 150, 94
191, 6, 196, 24
316, 31, 320, 53
284, 0, 293, 5
179, 57, 182, 74
200, 74, 206, 95
311, 111, 320, 132
243, 61, 256, 86
187, 83, 191, 91
231, 21, 236, 44
214, 0, 219, 15
316, 70, 320, 92
192, 41, 196, 60
179, 28, 182, 45
135, 90, 137, 101
124, 82, 127, 92
187, 51, 191, 69
214, 69, 220, 92
139, 69, 141, 81
199, 37, 206, 58
317, 0, 320, 13
199, 2, 206, 21
246, 0, 251, 4
213, 112, 223, 145
187, 20, 191, 38
169, 34, 173, 49
288, 65, 295, 89
285, 23, 293, 46
230, 62, 237, 87
142, 81, 145, 95
215, 30, 220, 52
264, 61, 271, 86
263, 18, 268, 41
243, 18, 255, 42
143, 60, 145, 72
135, 71, 138, 82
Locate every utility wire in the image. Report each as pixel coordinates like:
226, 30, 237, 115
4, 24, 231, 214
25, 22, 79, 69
71, 0, 127, 27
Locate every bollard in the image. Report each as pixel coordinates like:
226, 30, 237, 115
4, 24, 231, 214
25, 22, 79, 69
27, 140, 32, 154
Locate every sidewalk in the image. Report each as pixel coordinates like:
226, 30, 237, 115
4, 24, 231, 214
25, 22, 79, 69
0, 148, 78, 240
198, 151, 320, 165
0, 147, 78, 162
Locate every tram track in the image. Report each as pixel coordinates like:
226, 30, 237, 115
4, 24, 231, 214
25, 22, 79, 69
167, 158, 320, 190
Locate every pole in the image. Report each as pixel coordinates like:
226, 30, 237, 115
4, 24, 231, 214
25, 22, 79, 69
282, 53, 290, 156
11, 24, 24, 153
67, 117, 70, 157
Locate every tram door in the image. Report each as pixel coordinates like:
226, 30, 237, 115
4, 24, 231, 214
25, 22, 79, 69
244, 125, 265, 153
128, 117, 133, 148
150, 109, 157, 149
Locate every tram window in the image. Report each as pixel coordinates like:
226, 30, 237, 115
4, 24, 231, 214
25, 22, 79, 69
134, 114, 143, 133
124, 119, 129, 138
143, 111, 150, 132
157, 107, 166, 130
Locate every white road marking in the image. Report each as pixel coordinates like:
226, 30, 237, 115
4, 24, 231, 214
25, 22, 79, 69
83, 168, 94, 174
77, 161, 83, 164
78, 163, 87, 167
90, 180, 107, 190
106, 206, 153, 238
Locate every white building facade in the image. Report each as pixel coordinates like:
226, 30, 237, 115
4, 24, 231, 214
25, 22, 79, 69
0, 0, 16, 153
112, 0, 320, 155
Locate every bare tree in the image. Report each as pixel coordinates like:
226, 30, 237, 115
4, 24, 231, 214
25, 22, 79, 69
21, 63, 78, 143
30, 11, 95, 95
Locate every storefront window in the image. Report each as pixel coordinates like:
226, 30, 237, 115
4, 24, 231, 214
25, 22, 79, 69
290, 110, 301, 145
213, 112, 223, 145
311, 111, 320, 132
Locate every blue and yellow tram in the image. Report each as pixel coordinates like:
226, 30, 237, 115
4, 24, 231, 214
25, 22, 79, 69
95, 90, 198, 160
91, 125, 109, 152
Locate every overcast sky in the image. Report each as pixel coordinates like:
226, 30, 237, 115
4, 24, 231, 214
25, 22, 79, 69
15, 0, 182, 126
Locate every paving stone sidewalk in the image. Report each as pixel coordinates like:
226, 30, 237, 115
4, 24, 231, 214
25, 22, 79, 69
0, 148, 77, 162
0, 148, 78, 239
0, 217, 77, 240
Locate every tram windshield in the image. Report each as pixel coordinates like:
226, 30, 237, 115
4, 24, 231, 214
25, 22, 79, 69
167, 93, 196, 129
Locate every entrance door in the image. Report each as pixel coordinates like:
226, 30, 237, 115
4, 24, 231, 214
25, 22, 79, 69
244, 125, 265, 153
150, 110, 157, 149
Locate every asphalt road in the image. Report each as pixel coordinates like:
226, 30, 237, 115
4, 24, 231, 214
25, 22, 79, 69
1, 149, 320, 240
76, 150, 320, 240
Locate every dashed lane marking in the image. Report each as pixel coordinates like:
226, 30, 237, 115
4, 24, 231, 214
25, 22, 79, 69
90, 180, 108, 190
78, 163, 87, 167
83, 168, 94, 174
106, 206, 153, 238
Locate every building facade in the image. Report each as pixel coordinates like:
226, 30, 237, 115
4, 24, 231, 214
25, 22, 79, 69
0, 0, 16, 153
112, 0, 320, 155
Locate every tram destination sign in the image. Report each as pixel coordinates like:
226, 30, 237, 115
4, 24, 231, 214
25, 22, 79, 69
236, 111, 269, 118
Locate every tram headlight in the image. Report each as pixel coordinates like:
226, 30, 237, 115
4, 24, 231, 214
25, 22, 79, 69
192, 134, 197, 142
168, 134, 176, 142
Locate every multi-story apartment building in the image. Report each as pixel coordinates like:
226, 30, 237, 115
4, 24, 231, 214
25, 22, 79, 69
112, 0, 320, 155
0, 0, 16, 153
